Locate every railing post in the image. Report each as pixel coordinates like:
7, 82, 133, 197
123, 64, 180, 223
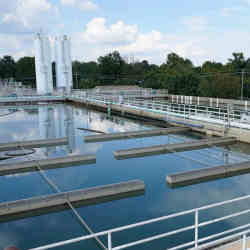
195, 209, 199, 248
242, 233, 246, 250
108, 232, 112, 250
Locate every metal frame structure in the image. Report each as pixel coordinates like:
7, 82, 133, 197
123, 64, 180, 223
69, 91, 250, 130
28, 191, 250, 250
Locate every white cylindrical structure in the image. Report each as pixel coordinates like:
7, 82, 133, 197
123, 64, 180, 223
44, 37, 53, 94
64, 105, 75, 153
34, 33, 53, 95
55, 35, 73, 94
66, 36, 73, 90
39, 106, 57, 155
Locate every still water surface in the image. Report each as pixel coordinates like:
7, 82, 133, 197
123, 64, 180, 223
0, 104, 250, 250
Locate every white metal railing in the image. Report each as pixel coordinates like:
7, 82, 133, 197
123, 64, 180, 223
2, 89, 248, 129
168, 94, 250, 110
71, 89, 168, 99
28, 192, 250, 250
68, 92, 250, 129
0, 95, 65, 103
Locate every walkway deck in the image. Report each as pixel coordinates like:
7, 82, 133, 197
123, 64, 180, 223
213, 237, 250, 250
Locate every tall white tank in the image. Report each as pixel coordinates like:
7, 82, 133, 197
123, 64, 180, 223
66, 37, 73, 90
34, 33, 53, 95
44, 37, 53, 94
55, 35, 73, 94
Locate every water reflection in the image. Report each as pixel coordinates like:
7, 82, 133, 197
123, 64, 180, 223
0, 190, 145, 223
39, 105, 76, 155
1, 104, 250, 250
77, 108, 145, 134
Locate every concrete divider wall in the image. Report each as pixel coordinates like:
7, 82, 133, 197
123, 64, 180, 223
0, 154, 96, 176
0, 137, 68, 152
84, 127, 189, 143
114, 137, 237, 160
0, 180, 145, 216
166, 161, 250, 187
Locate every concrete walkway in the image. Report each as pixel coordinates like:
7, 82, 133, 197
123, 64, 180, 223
214, 238, 250, 250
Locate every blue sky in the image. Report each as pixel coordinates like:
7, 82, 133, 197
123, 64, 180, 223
0, 0, 250, 65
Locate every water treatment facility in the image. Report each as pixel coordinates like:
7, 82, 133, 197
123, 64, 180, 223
2, 33, 250, 250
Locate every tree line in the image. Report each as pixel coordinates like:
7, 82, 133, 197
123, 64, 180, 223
1, 51, 250, 99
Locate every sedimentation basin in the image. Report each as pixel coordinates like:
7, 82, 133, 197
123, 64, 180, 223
1, 102, 250, 250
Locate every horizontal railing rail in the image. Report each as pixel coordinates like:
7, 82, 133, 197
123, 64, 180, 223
68, 92, 250, 129
29, 192, 250, 250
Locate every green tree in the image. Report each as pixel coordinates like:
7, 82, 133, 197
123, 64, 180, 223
161, 52, 193, 73
15, 57, 36, 87
227, 52, 246, 72
97, 51, 125, 81
199, 74, 240, 98
0, 55, 16, 79
201, 61, 224, 73
16, 57, 35, 78
151, 53, 199, 95
143, 70, 163, 89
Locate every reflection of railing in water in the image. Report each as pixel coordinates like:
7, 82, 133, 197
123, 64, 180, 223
0, 86, 65, 97
28, 190, 250, 250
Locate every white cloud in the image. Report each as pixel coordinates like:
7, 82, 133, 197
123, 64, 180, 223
79, 1, 98, 11
220, 6, 244, 17
0, 34, 34, 59
182, 16, 208, 31
243, 0, 250, 4
61, 0, 75, 4
1, 10, 250, 66
117, 30, 166, 53
0, 0, 61, 35
69, 16, 250, 66
71, 17, 209, 65
60, 0, 98, 11
2, 0, 52, 28
83, 18, 138, 44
